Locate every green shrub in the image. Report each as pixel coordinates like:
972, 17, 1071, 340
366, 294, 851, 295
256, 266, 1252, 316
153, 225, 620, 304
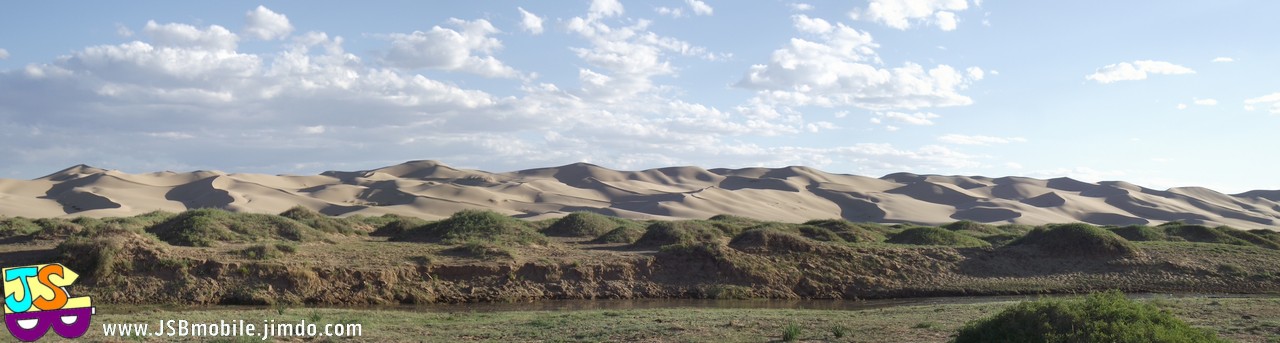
29, 218, 84, 239
953, 291, 1224, 343
782, 323, 802, 342
543, 212, 626, 237
0, 217, 41, 237
366, 214, 428, 237
1009, 223, 1140, 258
981, 233, 1023, 246
1162, 224, 1251, 246
1213, 226, 1280, 249
1109, 225, 1169, 242
943, 220, 999, 234
729, 228, 826, 253
591, 226, 645, 244
147, 209, 321, 246
392, 209, 548, 246
887, 226, 991, 248
633, 221, 724, 248
447, 240, 515, 258
279, 206, 366, 235
239, 243, 297, 260
803, 219, 886, 243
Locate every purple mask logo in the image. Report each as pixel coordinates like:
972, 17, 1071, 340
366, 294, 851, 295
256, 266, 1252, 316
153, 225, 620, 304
4, 264, 95, 342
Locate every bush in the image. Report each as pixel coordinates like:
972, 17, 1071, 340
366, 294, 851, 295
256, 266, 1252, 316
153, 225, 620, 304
729, 228, 825, 253
633, 221, 725, 248
279, 206, 366, 235
1009, 223, 1140, 258
31, 218, 84, 239
147, 209, 321, 246
58, 224, 165, 281
1213, 226, 1280, 250
942, 220, 999, 234
802, 219, 886, 243
392, 209, 548, 246
1109, 225, 1169, 242
366, 214, 428, 237
0, 217, 41, 237
1161, 224, 1251, 246
953, 291, 1224, 343
590, 226, 645, 244
447, 240, 515, 258
543, 212, 627, 237
782, 323, 802, 342
239, 243, 298, 260
887, 226, 991, 248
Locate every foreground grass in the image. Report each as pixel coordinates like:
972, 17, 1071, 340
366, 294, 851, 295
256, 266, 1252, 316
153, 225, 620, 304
39, 296, 1280, 342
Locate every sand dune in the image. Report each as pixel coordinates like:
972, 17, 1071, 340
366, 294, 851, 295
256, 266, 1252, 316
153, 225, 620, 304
1, 160, 1278, 230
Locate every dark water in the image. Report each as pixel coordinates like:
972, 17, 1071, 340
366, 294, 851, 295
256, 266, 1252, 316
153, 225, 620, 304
108, 293, 1273, 315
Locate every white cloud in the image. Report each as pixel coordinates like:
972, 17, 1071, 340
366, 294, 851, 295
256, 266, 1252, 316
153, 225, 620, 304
937, 134, 1026, 145
0, 3, 989, 180
1244, 92, 1280, 114
736, 15, 981, 111
686, 0, 714, 16
1212, 57, 1234, 63
243, 6, 294, 40
380, 18, 521, 78
1193, 98, 1217, 106
789, 3, 814, 11
1085, 60, 1194, 84
877, 112, 940, 126
1176, 103, 1187, 110
517, 7, 544, 34
655, 7, 684, 18
0, 48, 8, 60
589, 0, 625, 18
143, 20, 239, 51
855, 0, 970, 31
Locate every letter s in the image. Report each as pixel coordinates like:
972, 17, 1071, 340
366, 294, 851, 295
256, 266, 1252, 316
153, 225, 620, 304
34, 264, 69, 311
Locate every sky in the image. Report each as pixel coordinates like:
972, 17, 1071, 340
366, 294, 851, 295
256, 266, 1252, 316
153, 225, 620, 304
1, 1, 1278, 193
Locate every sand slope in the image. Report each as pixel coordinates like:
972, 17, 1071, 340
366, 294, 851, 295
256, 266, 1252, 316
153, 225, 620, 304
2, 160, 1278, 229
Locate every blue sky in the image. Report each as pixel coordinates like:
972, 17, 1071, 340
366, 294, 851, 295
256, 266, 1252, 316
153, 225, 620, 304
1, 1, 1277, 193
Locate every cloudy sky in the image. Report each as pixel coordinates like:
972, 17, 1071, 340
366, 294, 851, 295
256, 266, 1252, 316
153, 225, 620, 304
1, 1, 1277, 193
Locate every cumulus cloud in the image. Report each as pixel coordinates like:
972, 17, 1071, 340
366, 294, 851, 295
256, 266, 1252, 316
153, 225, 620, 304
379, 18, 521, 78
143, 20, 238, 51
243, 6, 294, 40
789, 3, 814, 11
1212, 57, 1234, 63
875, 112, 940, 126
855, 0, 970, 31
517, 7, 544, 34
1244, 92, 1280, 114
687, 0, 714, 16
1193, 98, 1217, 106
0, 4, 988, 178
0, 48, 9, 60
657, 0, 713, 18
1085, 60, 1194, 84
937, 134, 1026, 145
589, 0, 625, 18
737, 15, 981, 111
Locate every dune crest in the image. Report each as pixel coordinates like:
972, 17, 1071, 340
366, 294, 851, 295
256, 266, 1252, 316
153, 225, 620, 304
1, 161, 1278, 229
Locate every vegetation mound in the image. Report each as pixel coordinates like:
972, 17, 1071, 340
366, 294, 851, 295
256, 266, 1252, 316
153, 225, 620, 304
543, 212, 632, 238
633, 221, 725, 248
59, 224, 167, 281
1161, 224, 1252, 246
942, 220, 1000, 234
279, 206, 367, 235
391, 209, 548, 246
953, 291, 1224, 343
147, 209, 324, 246
1009, 223, 1140, 257
0, 217, 41, 237
362, 214, 429, 237
590, 226, 645, 244
887, 226, 990, 248
802, 219, 886, 243
1108, 225, 1170, 242
729, 229, 825, 254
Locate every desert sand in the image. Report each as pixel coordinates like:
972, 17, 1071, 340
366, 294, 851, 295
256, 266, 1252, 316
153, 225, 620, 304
1, 160, 1277, 229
